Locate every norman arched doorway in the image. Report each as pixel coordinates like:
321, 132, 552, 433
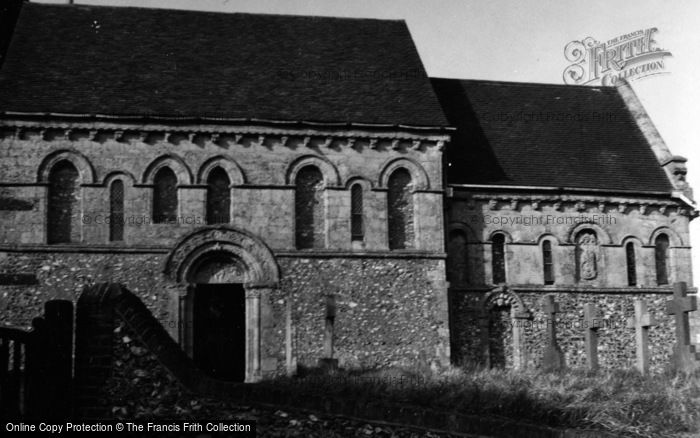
163, 226, 280, 383
186, 252, 247, 381
479, 286, 531, 370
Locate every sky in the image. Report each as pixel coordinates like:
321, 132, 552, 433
37, 0, 700, 281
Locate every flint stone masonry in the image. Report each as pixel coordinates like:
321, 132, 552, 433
540, 295, 565, 372
83, 284, 614, 437
279, 257, 450, 371
627, 299, 657, 375
667, 282, 700, 372
583, 303, 601, 370
446, 189, 699, 363
450, 290, 676, 372
0, 2, 698, 382
0, 110, 451, 378
0, 251, 450, 376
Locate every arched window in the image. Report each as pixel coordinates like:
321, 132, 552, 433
47, 160, 79, 244
626, 242, 637, 286
655, 234, 670, 285
206, 167, 231, 224
447, 230, 468, 285
109, 180, 124, 242
350, 183, 364, 242
295, 166, 324, 249
153, 167, 178, 224
387, 168, 413, 250
492, 233, 506, 284
542, 240, 554, 285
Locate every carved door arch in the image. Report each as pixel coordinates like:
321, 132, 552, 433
164, 226, 280, 382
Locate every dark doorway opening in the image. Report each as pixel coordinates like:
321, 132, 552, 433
488, 305, 513, 369
193, 284, 245, 382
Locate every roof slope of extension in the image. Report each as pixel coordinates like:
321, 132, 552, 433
431, 78, 673, 193
0, 2, 448, 128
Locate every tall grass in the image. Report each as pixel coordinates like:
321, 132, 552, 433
260, 366, 700, 437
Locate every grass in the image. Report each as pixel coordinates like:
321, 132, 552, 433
258, 366, 700, 438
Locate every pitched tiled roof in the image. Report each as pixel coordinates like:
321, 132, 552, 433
431, 78, 673, 193
0, 3, 448, 128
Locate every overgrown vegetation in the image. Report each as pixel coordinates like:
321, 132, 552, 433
259, 366, 700, 438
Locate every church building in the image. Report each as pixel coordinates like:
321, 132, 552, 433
0, 1, 695, 381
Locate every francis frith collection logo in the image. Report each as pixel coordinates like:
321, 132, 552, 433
563, 28, 671, 86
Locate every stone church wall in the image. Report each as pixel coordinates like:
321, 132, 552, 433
450, 290, 675, 372
447, 194, 693, 288
447, 192, 695, 371
0, 126, 445, 252
0, 122, 450, 378
0, 250, 449, 377
279, 257, 449, 372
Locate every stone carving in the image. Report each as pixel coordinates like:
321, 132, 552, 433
664, 155, 690, 190
3, 121, 444, 155
577, 231, 598, 280
163, 226, 279, 287
190, 257, 246, 284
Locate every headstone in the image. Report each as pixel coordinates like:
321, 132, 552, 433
626, 300, 656, 375
540, 295, 565, 371
583, 303, 601, 371
285, 299, 296, 376
666, 282, 700, 372
318, 294, 338, 370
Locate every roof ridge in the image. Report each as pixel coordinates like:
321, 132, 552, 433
430, 77, 616, 90
26, 2, 407, 24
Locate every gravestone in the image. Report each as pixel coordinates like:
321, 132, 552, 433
626, 300, 656, 375
318, 294, 338, 370
584, 303, 601, 371
540, 295, 565, 371
666, 282, 700, 372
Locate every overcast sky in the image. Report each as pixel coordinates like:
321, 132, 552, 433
36, 0, 700, 280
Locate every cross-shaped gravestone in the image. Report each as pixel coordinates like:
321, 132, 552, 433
540, 295, 565, 371
666, 282, 699, 372
318, 294, 338, 370
627, 300, 657, 375
583, 303, 601, 371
